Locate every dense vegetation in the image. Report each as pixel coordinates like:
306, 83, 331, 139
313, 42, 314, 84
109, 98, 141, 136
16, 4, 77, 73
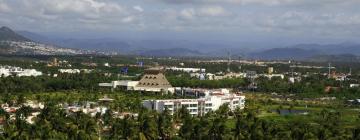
1, 93, 360, 140
1, 55, 360, 139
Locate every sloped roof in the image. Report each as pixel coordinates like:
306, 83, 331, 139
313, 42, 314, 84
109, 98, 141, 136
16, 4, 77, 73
137, 68, 172, 88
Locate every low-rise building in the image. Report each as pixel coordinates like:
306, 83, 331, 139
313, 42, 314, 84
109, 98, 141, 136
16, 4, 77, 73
0, 66, 42, 77
143, 90, 245, 116
99, 80, 139, 90
259, 74, 285, 79
166, 67, 206, 73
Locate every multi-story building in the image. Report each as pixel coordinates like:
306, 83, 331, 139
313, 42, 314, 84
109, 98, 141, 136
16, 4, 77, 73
143, 90, 245, 116
0, 66, 42, 77
166, 67, 206, 73
99, 67, 173, 93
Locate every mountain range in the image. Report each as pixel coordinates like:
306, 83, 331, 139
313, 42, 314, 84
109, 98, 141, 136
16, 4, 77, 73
250, 43, 360, 61
2, 26, 360, 61
0, 27, 30, 42
0, 26, 93, 55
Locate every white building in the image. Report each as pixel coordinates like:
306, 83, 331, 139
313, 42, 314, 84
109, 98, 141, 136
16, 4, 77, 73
350, 84, 360, 88
58, 69, 93, 74
166, 67, 206, 73
59, 69, 81, 74
99, 80, 139, 90
143, 90, 245, 116
259, 74, 285, 79
0, 66, 42, 77
0, 68, 10, 77
17, 69, 43, 77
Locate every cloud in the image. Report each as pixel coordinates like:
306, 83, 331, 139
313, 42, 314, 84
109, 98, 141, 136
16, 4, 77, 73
155, 0, 357, 8
198, 6, 230, 17
179, 8, 196, 20
0, 1, 11, 12
178, 6, 231, 20
133, 5, 144, 12
0, 0, 359, 41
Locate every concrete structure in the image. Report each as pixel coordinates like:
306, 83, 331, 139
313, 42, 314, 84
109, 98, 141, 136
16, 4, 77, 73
260, 74, 285, 79
134, 68, 173, 93
99, 80, 139, 90
268, 67, 274, 74
166, 67, 205, 73
191, 72, 245, 80
350, 84, 360, 88
0, 68, 10, 77
59, 69, 80, 74
143, 89, 245, 116
99, 67, 173, 93
59, 69, 93, 74
214, 72, 245, 80
17, 69, 43, 77
191, 73, 215, 80
0, 66, 42, 77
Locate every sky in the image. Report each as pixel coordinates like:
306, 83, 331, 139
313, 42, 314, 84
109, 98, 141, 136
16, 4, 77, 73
0, 0, 360, 46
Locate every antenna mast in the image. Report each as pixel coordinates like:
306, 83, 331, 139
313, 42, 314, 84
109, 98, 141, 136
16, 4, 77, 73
328, 63, 331, 79
227, 51, 231, 73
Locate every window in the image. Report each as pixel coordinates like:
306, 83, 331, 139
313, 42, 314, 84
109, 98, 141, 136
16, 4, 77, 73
190, 104, 197, 107
182, 104, 189, 107
205, 103, 212, 107
164, 105, 173, 109
233, 101, 239, 104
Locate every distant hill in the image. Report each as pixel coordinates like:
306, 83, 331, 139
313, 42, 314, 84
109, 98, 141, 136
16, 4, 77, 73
15, 31, 250, 57
0, 26, 31, 41
250, 48, 322, 60
292, 43, 360, 55
14, 29, 360, 59
138, 48, 203, 57
250, 42, 360, 60
17, 31, 53, 44
308, 54, 360, 62
0, 26, 89, 55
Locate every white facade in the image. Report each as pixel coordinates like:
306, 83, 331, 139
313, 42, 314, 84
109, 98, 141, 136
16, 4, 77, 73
167, 67, 206, 73
143, 91, 245, 116
0, 66, 42, 77
350, 84, 360, 88
0, 68, 10, 77
99, 80, 139, 90
59, 69, 81, 74
17, 69, 43, 77
260, 74, 285, 79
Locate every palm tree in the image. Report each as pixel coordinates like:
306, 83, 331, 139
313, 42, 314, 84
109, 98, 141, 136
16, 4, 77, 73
157, 108, 174, 139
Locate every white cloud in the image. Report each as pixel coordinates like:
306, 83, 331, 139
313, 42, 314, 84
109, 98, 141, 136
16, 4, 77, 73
0, 0, 360, 40
122, 16, 135, 23
0, 1, 11, 12
133, 5, 144, 12
198, 6, 230, 17
180, 8, 196, 20
178, 6, 231, 20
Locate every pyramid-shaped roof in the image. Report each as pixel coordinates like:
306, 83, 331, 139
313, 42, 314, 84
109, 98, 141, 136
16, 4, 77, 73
136, 67, 172, 88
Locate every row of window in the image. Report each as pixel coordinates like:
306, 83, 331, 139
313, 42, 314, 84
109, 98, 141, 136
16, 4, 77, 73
162, 107, 212, 113
139, 82, 159, 86
144, 76, 157, 79
181, 104, 198, 108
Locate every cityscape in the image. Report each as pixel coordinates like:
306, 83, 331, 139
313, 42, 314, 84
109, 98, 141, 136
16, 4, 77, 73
0, 0, 360, 140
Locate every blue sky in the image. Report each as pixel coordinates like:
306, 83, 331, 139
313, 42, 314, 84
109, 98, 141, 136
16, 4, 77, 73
0, 0, 359, 46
